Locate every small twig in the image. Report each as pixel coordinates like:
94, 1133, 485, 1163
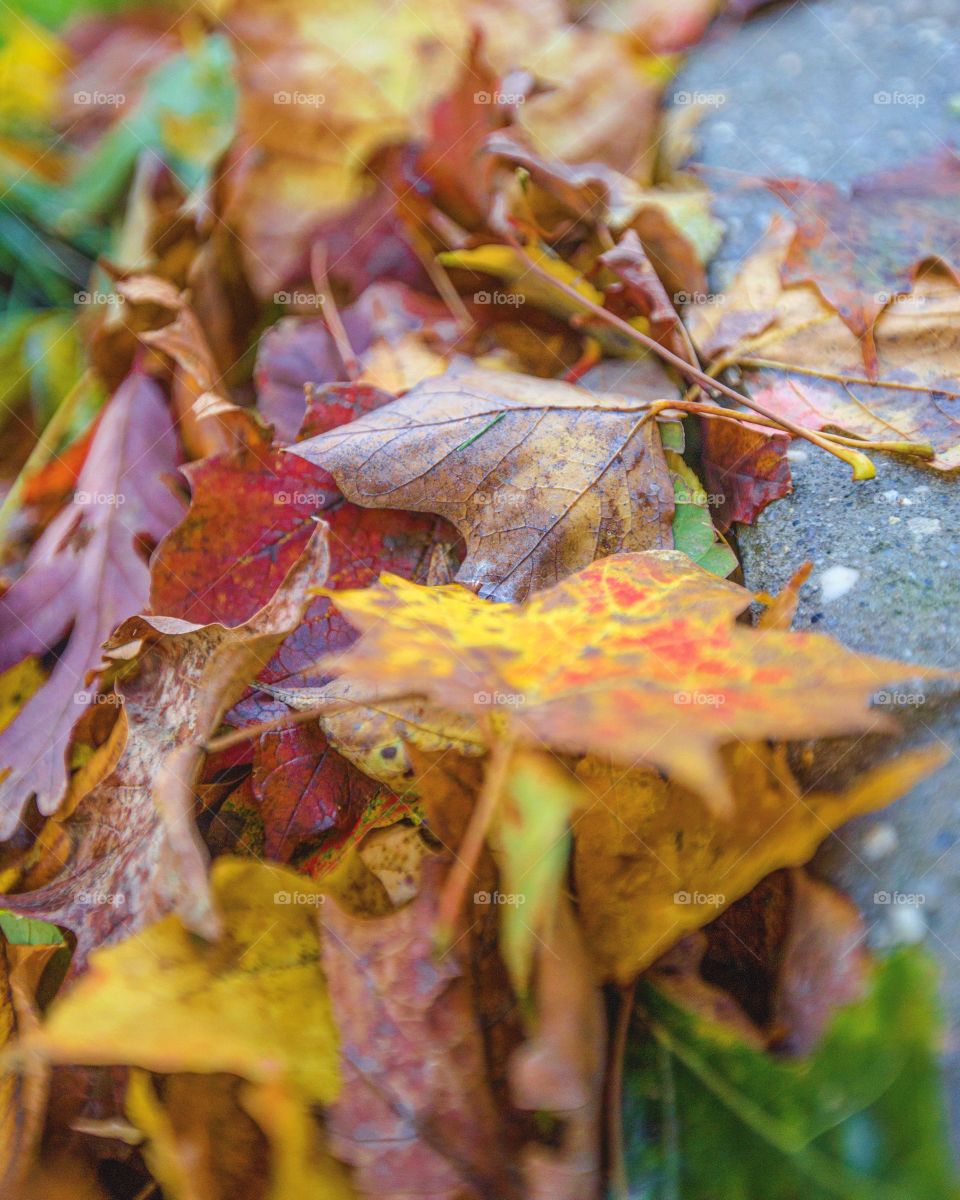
739, 356, 960, 400
436, 735, 514, 948
203, 699, 354, 753
310, 242, 360, 380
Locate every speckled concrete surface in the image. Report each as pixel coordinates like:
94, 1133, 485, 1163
674, 0, 960, 1131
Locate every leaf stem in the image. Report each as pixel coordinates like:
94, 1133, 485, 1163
506, 238, 879, 479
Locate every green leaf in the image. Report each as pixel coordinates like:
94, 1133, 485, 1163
666, 450, 737, 578
624, 949, 959, 1200
0, 911, 63, 946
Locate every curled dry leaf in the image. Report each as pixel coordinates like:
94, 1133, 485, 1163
768, 150, 960, 372
0, 524, 329, 966
292, 363, 675, 601
0, 372, 183, 839
316, 551, 948, 813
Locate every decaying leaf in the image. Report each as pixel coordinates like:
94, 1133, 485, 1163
0, 372, 183, 837
691, 218, 960, 469
292, 363, 675, 601
0, 525, 329, 966
769, 150, 960, 371
321, 856, 522, 1200
317, 552, 946, 813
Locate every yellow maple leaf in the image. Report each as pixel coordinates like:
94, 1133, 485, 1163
318, 551, 947, 813
22, 858, 340, 1104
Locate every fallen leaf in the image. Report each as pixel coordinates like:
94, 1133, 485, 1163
508, 895, 605, 1200
24, 857, 341, 1103
321, 856, 523, 1200
572, 745, 943, 982
292, 363, 675, 601
0, 525, 329, 967
317, 551, 946, 812
625, 948, 959, 1199
690, 219, 960, 469
697, 413, 792, 531
769, 151, 960, 372
0, 372, 183, 838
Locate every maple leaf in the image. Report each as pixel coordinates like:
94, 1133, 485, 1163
0, 372, 183, 838
768, 150, 960, 373
0, 525, 329, 969
23, 857, 340, 1103
572, 743, 945, 982
690, 219, 960, 469
292, 363, 675, 602
316, 551, 946, 813
697, 415, 792, 531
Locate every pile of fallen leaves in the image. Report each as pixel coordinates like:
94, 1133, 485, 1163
0, 1, 958, 1197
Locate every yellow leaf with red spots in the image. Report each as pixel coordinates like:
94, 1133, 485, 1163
319, 551, 946, 814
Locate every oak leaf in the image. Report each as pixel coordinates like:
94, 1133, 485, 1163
0, 372, 183, 838
317, 551, 945, 813
292, 363, 675, 601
